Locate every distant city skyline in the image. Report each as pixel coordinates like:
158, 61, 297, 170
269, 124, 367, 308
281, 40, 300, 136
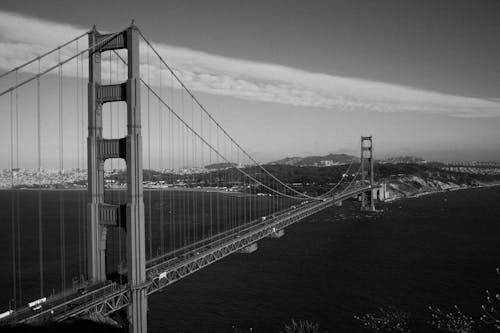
0, 1, 499, 166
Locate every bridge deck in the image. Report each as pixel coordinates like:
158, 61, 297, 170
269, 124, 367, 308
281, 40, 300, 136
1, 185, 373, 325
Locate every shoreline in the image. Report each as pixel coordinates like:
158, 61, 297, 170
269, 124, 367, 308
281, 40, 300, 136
384, 181, 500, 203
3, 180, 500, 200
0, 186, 251, 195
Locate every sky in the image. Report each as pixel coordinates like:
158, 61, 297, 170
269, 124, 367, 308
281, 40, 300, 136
0, 0, 500, 165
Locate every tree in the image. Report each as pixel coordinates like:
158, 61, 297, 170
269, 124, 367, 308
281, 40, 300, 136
429, 306, 475, 333
354, 307, 410, 332
481, 268, 500, 330
279, 319, 324, 333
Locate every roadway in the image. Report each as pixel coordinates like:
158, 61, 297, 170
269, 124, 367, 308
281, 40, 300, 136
0, 185, 373, 325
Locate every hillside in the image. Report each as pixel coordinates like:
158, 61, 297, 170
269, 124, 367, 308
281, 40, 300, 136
204, 162, 236, 170
271, 153, 358, 167
380, 156, 426, 164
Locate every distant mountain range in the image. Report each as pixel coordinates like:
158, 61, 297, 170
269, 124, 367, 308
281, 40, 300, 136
270, 153, 359, 167
204, 155, 427, 169
269, 154, 427, 167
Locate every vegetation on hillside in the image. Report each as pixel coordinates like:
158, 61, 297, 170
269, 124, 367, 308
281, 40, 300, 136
355, 269, 500, 332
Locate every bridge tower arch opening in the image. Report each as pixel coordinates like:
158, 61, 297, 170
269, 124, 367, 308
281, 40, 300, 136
87, 24, 147, 333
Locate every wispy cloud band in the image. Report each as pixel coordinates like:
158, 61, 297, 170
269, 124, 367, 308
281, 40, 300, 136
1, 10, 498, 117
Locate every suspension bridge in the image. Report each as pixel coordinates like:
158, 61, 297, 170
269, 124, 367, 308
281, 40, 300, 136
0, 23, 381, 332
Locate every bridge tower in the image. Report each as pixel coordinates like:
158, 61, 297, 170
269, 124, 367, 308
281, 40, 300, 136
87, 24, 147, 332
360, 136, 375, 211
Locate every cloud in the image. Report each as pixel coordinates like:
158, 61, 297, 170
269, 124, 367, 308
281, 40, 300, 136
1, 10, 499, 117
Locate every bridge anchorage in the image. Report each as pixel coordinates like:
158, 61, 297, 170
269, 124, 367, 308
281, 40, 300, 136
0, 21, 384, 333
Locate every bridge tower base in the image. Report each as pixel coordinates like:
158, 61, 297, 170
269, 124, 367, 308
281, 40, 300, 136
239, 243, 259, 253
267, 229, 285, 238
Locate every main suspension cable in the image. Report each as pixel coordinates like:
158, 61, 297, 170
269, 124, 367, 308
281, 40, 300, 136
0, 30, 89, 80
137, 29, 316, 200
142, 79, 311, 201
0, 29, 126, 98
111, 50, 312, 201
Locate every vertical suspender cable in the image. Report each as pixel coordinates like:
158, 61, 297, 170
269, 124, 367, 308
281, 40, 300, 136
231, 142, 235, 228
177, 87, 181, 248
109, 52, 113, 170
258, 151, 261, 219
244, 156, 247, 224
15, 70, 22, 304
249, 158, 252, 222
185, 91, 189, 246
182, 89, 188, 247
76, 40, 82, 282
249, 159, 252, 223
58, 49, 66, 292
169, 73, 174, 252
200, 104, 205, 240
81, 50, 87, 279
181, 90, 186, 247
215, 126, 219, 232
37, 58, 44, 297
209, 118, 213, 238
267, 173, 270, 216
231, 146, 234, 227
147, 46, 152, 259
10, 91, 17, 309
159, 60, 164, 255
224, 137, 228, 231
237, 149, 241, 228
249, 160, 252, 223
191, 98, 196, 242
229, 142, 232, 228
177, 81, 181, 251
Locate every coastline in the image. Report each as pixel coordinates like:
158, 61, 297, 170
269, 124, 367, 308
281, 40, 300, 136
384, 180, 500, 203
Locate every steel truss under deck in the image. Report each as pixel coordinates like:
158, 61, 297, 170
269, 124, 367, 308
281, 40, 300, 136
9, 185, 374, 325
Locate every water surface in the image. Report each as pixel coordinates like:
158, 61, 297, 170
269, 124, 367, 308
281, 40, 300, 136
148, 186, 500, 332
